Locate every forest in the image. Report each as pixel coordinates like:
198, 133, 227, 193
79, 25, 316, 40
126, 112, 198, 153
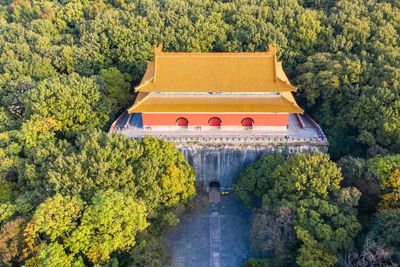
0, 0, 399, 266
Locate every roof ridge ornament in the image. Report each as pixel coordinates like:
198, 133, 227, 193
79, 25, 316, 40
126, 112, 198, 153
154, 44, 163, 55
268, 44, 277, 54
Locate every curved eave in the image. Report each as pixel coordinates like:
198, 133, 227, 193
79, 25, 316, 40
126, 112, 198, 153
134, 81, 154, 92
127, 92, 150, 113
281, 92, 303, 113
134, 61, 155, 91
135, 81, 296, 92
128, 94, 303, 114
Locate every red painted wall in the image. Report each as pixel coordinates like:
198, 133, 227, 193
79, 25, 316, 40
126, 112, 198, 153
141, 113, 288, 126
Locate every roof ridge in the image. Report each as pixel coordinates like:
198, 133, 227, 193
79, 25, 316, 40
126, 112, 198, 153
153, 44, 278, 57
157, 52, 276, 56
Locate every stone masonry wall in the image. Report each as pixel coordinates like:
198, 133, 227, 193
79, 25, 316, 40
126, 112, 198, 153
176, 142, 327, 190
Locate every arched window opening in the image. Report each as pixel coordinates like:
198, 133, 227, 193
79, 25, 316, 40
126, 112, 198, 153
208, 117, 222, 127
241, 118, 254, 127
176, 117, 189, 127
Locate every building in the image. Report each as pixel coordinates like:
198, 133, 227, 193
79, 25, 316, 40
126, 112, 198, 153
127, 45, 303, 131
111, 45, 328, 189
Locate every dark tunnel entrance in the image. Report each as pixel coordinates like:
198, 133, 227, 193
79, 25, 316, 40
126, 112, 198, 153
209, 181, 221, 204
209, 181, 220, 190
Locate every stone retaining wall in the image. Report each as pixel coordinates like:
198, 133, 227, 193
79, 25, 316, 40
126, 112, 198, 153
177, 141, 328, 190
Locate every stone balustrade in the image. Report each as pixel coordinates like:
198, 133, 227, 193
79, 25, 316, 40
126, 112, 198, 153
125, 134, 327, 148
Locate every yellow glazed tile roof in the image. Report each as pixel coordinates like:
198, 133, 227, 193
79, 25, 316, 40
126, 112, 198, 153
128, 92, 303, 114
135, 45, 296, 92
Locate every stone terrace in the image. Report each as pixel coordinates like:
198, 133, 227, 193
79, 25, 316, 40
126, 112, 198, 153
110, 113, 328, 148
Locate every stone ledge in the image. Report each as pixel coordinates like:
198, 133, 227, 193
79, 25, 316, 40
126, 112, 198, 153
125, 134, 328, 148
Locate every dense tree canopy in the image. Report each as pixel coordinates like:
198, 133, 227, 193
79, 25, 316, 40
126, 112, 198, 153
338, 154, 400, 265
23, 73, 110, 137
339, 154, 400, 212
0, 0, 398, 157
241, 152, 400, 266
235, 153, 362, 267
0, 0, 398, 159
296, 1, 400, 158
233, 153, 285, 207
16, 130, 196, 209
24, 191, 148, 265
0, 126, 195, 265
367, 208, 400, 262
0, 0, 399, 265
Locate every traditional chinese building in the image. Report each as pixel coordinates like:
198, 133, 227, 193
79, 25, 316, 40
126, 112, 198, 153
111, 45, 327, 189
127, 45, 303, 131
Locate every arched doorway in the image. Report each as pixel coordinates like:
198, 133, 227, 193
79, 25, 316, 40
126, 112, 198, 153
208, 117, 222, 127
176, 117, 189, 127
241, 118, 254, 128
209, 181, 220, 189
209, 181, 221, 204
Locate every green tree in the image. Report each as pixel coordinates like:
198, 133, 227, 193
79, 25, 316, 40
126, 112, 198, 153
31, 131, 196, 210
295, 196, 361, 266
98, 67, 132, 114
296, 0, 400, 157
67, 190, 148, 264
1, 0, 399, 265
277, 154, 361, 266
263, 153, 342, 205
243, 257, 271, 267
367, 208, 400, 262
0, 131, 21, 185
37, 242, 84, 267
42, 130, 143, 199
295, 226, 337, 267
135, 137, 196, 209
114, 231, 173, 267
234, 153, 285, 206
366, 155, 400, 210
18, 116, 61, 150
378, 170, 400, 209
24, 191, 148, 265
234, 153, 361, 266
24, 194, 85, 252
23, 73, 110, 137
339, 154, 400, 212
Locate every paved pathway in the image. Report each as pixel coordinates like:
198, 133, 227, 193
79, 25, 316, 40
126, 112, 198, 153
209, 187, 221, 204
166, 195, 251, 267
210, 211, 221, 267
